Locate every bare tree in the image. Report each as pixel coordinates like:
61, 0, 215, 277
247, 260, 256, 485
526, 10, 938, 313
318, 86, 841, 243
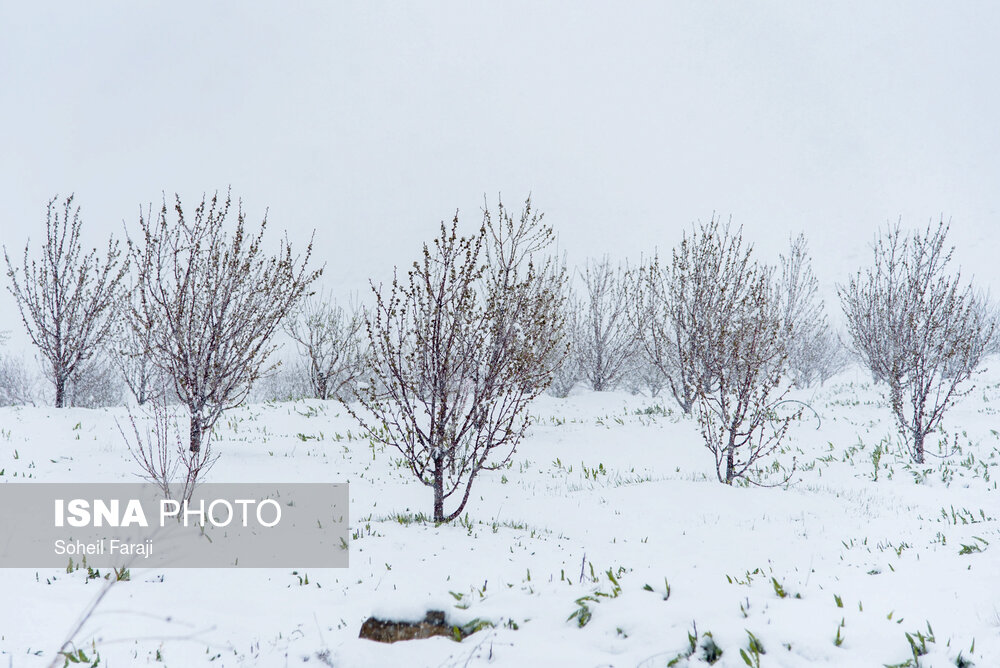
117, 394, 219, 502
0, 329, 35, 406
636, 219, 798, 483
984, 302, 1000, 358
685, 221, 798, 484
252, 355, 314, 403
545, 280, 582, 398
576, 257, 636, 391
349, 197, 565, 523
840, 221, 993, 463
840, 223, 912, 389
4, 195, 127, 407
625, 358, 668, 398
0, 354, 36, 406
131, 190, 320, 452
109, 294, 164, 406
285, 292, 367, 400
624, 277, 676, 401
629, 251, 699, 414
778, 234, 847, 387
62, 354, 124, 408
805, 329, 851, 386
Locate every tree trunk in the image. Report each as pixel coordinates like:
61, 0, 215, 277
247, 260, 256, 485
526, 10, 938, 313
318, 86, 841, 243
670, 384, 692, 415
724, 422, 738, 484
54, 375, 66, 408
913, 431, 924, 464
136, 367, 149, 406
432, 456, 445, 523
189, 413, 203, 453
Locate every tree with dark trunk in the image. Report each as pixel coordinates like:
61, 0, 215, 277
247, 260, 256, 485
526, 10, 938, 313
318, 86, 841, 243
4, 195, 126, 407
131, 190, 320, 452
349, 197, 565, 522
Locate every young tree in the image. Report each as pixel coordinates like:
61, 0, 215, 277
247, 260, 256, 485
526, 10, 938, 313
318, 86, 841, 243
778, 234, 846, 387
117, 394, 219, 502
109, 293, 164, 406
4, 195, 127, 407
840, 221, 993, 463
0, 348, 36, 407
983, 302, 1000, 358
62, 354, 123, 408
625, 358, 668, 398
545, 282, 582, 398
629, 252, 700, 414
350, 197, 565, 522
285, 292, 367, 400
252, 354, 314, 402
131, 190, 320, 452
633, 219, 798, 482
576, 256, 636, 391
679, 221, 798, 484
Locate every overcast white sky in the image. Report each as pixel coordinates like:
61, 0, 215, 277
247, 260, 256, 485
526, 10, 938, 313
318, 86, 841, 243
2, 2, 999, 352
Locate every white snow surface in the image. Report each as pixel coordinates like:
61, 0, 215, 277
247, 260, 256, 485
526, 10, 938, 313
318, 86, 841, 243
2, 365, 999, 667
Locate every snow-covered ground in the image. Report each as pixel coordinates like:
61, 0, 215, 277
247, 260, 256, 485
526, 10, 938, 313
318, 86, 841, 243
2, 364, 998, 667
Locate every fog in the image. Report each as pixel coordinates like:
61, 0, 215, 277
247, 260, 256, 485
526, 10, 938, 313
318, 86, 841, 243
2, 1, 998, 352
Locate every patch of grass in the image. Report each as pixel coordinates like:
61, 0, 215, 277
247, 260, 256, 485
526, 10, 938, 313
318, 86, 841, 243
954, 650, 975, 667
700, 631, 723, 664
58, 644, 100, 667
668, 623, 722, 666
642, 576, 670, 600
567, 595, 595, 627
726, 567, 764, 586
384, 511, 433, 525
451, 618, 494, 641
740, 630, 765, 667
667, 623, 700, 667
771, 577, 800, 599
958, 537, 989, 555
885, 622, 936, 668
566, 568, 624, 627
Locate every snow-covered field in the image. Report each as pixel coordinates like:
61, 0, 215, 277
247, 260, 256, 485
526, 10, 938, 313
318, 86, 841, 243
2, 365, 998, 667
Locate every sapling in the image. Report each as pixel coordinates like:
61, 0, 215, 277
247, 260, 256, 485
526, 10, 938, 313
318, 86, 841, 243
645, 220, 801, 483
575, 256, 636, 391
350, 197, 565, 522
4, 195, 127, 407
131, 189, 319, 453
840, 221, 994, 463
